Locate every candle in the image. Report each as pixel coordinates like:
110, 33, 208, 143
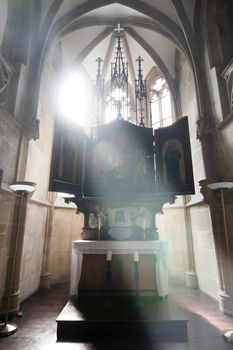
98, 216, 101, 231
0, 168, 3, 186
134, 250, 139, 262
143, 217, 146, 231
106, 250, 112, 261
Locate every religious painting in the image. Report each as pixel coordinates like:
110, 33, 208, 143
154, 116, 195, 195
108, 208, 131, 227
99, 206, 157, 241
84, 118, 155, 197
163, 138, 185, 185
79, 204, 103, 240
87, 212, 99, 229
49, 116, 86, 195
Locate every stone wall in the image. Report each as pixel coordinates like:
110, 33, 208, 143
50, 201, 83, 284
176, 52, 219, 298
156, 199, 188, 285
189, 204, 218, 299
157, 51, 219, 300
0, 1, 8, 45
18, 62, 55, 301
15, 59, 84, 302
176, 52, 206, 190
0, 189, 18, 309
0, 108, 21, 184
19, 200, 48, 300
199, 0, 233, 181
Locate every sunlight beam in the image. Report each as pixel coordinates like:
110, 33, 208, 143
57, 72, 88, 127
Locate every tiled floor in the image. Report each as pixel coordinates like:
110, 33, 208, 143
1, 283, 233, 349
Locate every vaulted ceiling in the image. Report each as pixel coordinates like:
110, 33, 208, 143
42, 1, 197, 89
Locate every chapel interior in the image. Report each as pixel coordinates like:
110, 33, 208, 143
1, 0, 233, 349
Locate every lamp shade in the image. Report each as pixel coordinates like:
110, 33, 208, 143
57, 192, 75, 198
9, 181, 37, 193
207, 182, 233, 190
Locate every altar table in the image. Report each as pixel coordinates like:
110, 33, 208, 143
70, 240, 168, 298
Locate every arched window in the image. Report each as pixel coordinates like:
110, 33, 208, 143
150, 76, 173, 129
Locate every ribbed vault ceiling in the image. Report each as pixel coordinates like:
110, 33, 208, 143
43, 1, 196, 90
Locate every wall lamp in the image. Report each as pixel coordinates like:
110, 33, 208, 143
9, 181, 37, 194
0, 181, 36, 337
207, 182, 233, 344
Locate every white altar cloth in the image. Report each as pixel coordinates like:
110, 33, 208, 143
70, 240, 168, 297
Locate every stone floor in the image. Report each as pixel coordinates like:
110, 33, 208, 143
1, 282, 233, 349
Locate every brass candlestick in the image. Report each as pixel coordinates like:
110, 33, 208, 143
143, 217, 146, 240
207, 182, 233, 344
98, 216, 101, 240
133, 251, 143, 308
104, 250, 112, 308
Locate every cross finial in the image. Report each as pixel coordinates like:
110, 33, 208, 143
114, 23, 124, 37
95, 57, 103, 64
136, 56, 144, 63
95, 57, 103, 77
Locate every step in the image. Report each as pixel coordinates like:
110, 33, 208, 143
56, 296, 188, 342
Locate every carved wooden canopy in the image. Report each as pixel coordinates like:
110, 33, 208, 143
49, 116, 194, 203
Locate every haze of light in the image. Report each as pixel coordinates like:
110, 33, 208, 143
57, 72, 88, 127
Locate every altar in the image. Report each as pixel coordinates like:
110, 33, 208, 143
70, 240, 168, 298
57, 239, 189, 342
49, 39, 195, 340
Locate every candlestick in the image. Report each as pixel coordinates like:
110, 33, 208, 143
104, 251, 112, 308
106, 250, 112, 261
98, 216, 101, 240
133, 250, 139, 262
143, 217, 146, 240
143, 217, 146, 231
0, 168, 3, 188
133, 252, 143, 308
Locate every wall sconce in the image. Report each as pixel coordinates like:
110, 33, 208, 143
0, 181, 36, 337
9, 181, 37, 194
207, 182, 233, 344
0, 168, 3, 188
57, 192, 75, 198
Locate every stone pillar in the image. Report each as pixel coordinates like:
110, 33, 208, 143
40, 192, 56, 290
183, 197, 198, 289
200, 179, 233, 316
1, 191, 28, 317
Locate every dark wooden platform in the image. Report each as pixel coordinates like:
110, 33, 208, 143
56, 296, 188, 342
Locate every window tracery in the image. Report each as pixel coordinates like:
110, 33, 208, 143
0, 51, 14, 105
150, 75, 173, 129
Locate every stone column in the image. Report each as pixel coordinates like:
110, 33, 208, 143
183, 197, 198, 289
40, 192, 56, 290
200, 179, 233, 316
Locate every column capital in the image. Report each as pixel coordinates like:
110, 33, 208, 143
199, 179, 218, 205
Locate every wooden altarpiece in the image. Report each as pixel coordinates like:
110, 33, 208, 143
50, 115, 194, 300
49, 116, 194, 241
